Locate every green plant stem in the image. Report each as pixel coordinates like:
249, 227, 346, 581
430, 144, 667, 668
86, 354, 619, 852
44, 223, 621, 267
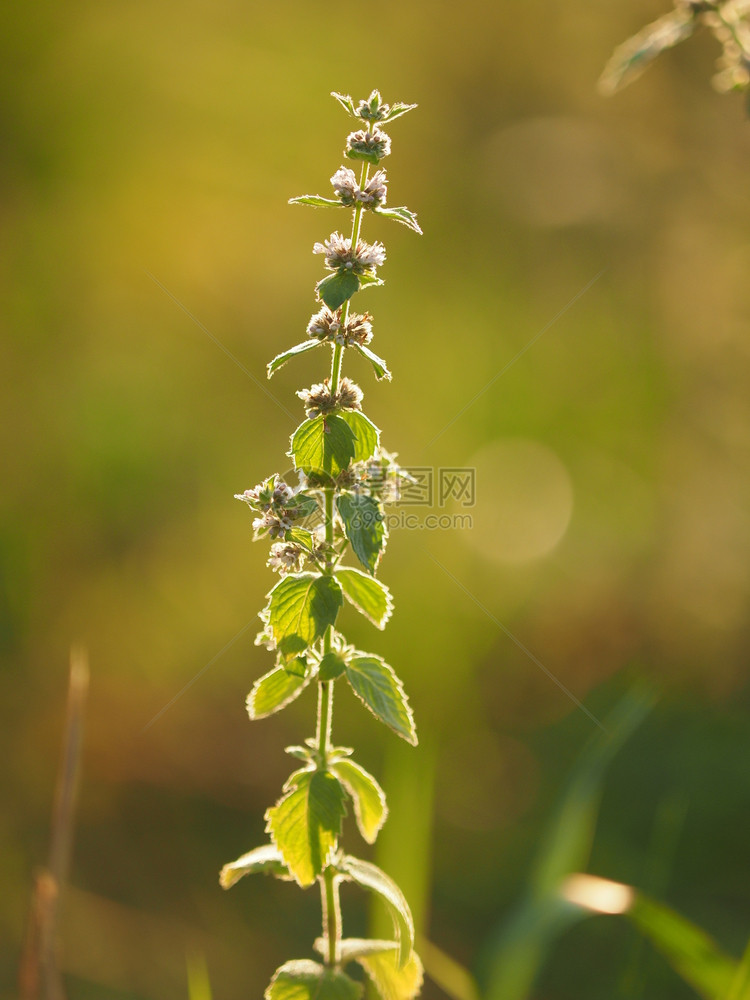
329, 161, 370, 395
316, 156, 372, 971
317, 677, 333, 756
322, 868, 341, 966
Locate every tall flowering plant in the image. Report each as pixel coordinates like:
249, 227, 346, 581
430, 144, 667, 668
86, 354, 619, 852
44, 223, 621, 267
220, 90, 424, 1000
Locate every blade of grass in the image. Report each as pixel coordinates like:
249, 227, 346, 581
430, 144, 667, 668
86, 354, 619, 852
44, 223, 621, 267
726, 936, 750, 1000
187, 950, 213, 1000
562, 875, 739, 1000
417, 937, 480, 1000
482, 686, 654, 1000
18, 647, 89, 1000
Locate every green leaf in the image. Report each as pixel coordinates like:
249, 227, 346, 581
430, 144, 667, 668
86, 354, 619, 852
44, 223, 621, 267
337, 494, 387, 574
284, 656, 308, 679
598, 9, 695, 95
338, 411, 380, 463
357, 947, 424, 1000
317, 271, 360, 310
262, 573, 343, 659
291, 414, 357, 479
289, 195, 344, 209
373, 206, 422, 235
382, 102, 418, 124
336, 567, 393, 628
267, 340, 320, 378
338, 855, 415, 967
219, 844, 290, 888
344, 654, 417, 745
346, 147, 382, 166
266, 960, 362, 1000
330, 757, 388, 844
331, 91, 357, 117
352, 343, 391, 381
313, 940, 423, 1000
358, 273, 385, 290
318, 650, 348, 681
266, 770, 347, 887
247, 663, 311, 720
287, 527, 316, 552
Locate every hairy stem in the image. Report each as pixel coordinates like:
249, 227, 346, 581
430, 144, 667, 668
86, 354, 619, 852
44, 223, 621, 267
321, 868, 342, 966
317, 154, 372, 972
329, 161, 370, 396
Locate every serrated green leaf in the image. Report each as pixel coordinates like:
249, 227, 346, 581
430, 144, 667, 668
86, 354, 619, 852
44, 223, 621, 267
336, 567, 393, 628
266, 770, 347, 887
285, 744, 314, 761
330, 757, 387, 844
598, 9, 695, 95
317, 271, 360, 310
344, 654, 417, 745
357, 947, 424, 1000
291, 414, 357, 479
287, 527, 316, 551
352, 343, 391, 381
373, 206, 422, 235
263, 573, 343, 659
284, 656, 309, 679
219, 844, 290, 888
267, 340, 320, 378
247, 663, 311, 720
331, 91, 357, 117
266, 960, 362, 1000
338, 855, 415, 967
358, 273, 385, 290
382, 102, 418, 124
337, 494, 387, 574
318, 650, 348, 681
338, 411, 380, 464
289, 195, 345, 209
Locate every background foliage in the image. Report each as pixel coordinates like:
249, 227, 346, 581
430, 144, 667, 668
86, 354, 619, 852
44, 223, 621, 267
2, 1, 750, 997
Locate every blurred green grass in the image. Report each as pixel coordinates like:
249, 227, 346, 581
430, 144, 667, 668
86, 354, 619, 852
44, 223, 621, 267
2, 0, 750, 997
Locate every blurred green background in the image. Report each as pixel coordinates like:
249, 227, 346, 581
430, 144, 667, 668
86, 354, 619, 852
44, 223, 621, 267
3, 0, 750, 997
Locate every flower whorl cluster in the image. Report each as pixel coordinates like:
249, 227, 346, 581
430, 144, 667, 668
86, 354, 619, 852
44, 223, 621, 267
346, 128, 391, 162
296, 376, 363, 418
306, 305, 373, 347
266, 542, 306, 575
331, 167, 388, 208
235, 474, 310, 540
356, 448, 415, 504
313, 233, 386, 275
